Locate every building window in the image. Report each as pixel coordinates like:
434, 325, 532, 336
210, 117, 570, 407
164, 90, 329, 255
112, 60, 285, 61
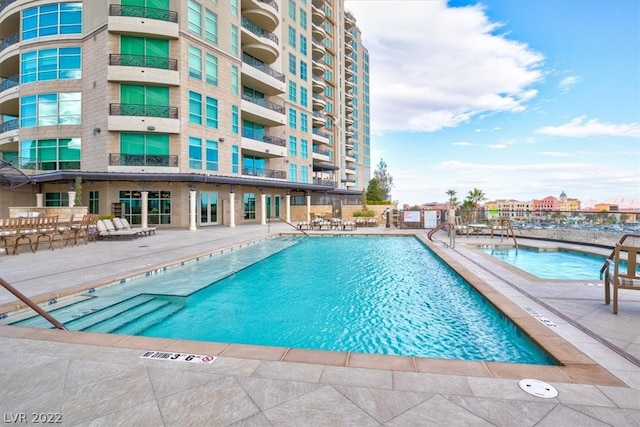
21, 47, 81, 84
20, 93, 81, 127
300, 113, 308, 132
206, 96, 218, 128
231, 105, 239, 134
22, 3, 82, 40
88, 190, 99, 214
300, 61, 307, 81
300, 9, 307, 29
289, 136, 297, 157
231, 25, 239, 55
232, 145, 239, 173
289, 163, 297, 182
187, 0, 202, 35
289, 108, 297, 129
119, 190, 172, 225
231, 0, 238, 16
189, 91, 202, 124
301, 165, 308, 183
206, 140, 218, 171
205, 53, 218, 85
45, 192, 69, 207
189, 136, 202, 169
288, 53, 296, 74
243, 193, 256, 220
300, 87, 308, 107
301, 138, 308, 159
205, 9, 218, 44
288, 81, 297, 102
288, 0, 296, 21
20, 138, 81, 171
188, 45, 202, 79
288, 26, 296, 48
118, 133, 170, 166
119, 85, 170, 115
300, 35, 307, 56
231, 65, 239, 94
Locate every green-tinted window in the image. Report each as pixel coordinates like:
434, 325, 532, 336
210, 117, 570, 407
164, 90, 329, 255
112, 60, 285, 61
243, 193, 256, 220
232, 145, 239, 173
206, 140, 218, 171
231, 65, 239, 94
19, 138, 81, 171
187, 0, 201, 35
206, 97, 218, 128
189, 91, 202, 124
205, 9, 217, 44
301, 139, 308, 159
120, 84, 169, 106
289, 136, 297, 157
231, 25, 239, 55
205, 53, 218, 85
231, 105, 239, 134
188, 45, 202, 79
189, 136, 202, 169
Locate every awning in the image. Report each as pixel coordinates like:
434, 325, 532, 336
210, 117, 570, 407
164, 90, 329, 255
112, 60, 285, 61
0, 160, 36, 189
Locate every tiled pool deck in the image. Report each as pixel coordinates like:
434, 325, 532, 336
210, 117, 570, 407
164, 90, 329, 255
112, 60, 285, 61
0, 223, 639, 426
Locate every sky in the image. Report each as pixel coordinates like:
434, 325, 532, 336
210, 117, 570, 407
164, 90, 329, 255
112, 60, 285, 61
344, 0, 640, 207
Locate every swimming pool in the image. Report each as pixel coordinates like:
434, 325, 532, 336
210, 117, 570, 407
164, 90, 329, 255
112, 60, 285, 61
479, 246, 605, 280
7, 236, 554, 365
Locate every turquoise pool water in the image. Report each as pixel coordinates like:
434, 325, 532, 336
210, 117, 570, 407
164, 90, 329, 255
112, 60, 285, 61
480, 246, 605, 280
8, 236, 554, 365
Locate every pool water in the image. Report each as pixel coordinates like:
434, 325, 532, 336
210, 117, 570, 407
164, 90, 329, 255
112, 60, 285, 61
480, 246, 605, 280
8, 236, 555, 365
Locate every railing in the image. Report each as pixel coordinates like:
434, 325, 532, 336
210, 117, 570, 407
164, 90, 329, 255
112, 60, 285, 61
312, 129, 330, 140
257, 0, 279, 12
109, 4, 178, 23
0, 32, 18, 54
242, 167, 286, 179
109, 153, 178, 167
0, 0, 18, 14
242, 131, 286, 147
109, 54, 177, 71
0, 277, 66, 330
241, 17, 279, 44
242, 53, 285, 81
241, 93, 285, 114
0, 118, 18, 134
313, 147, 331, 156
0, 75, 18, 94
313, 178, 335, 187
109, 103, 178, 119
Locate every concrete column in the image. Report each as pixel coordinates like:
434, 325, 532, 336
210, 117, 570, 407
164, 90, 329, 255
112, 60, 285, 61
229, 192, 236, 227
68, 191, 76, 207
36, 193, 44, 207
306, 194, 311, 222
189, 190, 197, 231
141, 191, 149, 229
260, 193, 267, 225
285, 194, 291, 223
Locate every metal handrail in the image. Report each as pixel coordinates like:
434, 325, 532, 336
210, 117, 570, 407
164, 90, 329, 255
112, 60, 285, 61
600, 233, 640, 279
0, 277, 66, 330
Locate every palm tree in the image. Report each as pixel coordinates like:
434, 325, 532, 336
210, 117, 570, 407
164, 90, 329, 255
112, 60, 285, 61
445, 189, 459, 209
466, 188, 487, 223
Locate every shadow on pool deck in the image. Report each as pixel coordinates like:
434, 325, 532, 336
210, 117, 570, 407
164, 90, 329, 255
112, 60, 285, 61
1, 224, 639, 425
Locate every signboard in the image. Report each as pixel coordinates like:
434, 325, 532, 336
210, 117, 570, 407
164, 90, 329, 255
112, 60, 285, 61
140, 351, 217, 364
403, 211, 420, 223
423, 210, 438, 228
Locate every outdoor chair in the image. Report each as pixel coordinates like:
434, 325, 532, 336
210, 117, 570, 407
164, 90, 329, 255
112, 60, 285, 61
604, 243, 640, 314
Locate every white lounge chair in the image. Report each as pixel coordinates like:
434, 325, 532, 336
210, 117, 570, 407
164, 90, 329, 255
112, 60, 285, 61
96, 219, 138, 239
120, 218, 156, 236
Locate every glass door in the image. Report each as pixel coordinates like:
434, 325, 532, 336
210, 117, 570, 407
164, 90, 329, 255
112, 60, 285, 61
199, 192, 218, 225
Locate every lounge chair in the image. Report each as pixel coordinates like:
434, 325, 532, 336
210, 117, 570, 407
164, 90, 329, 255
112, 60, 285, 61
96, 219, 138, 239
120, 217, 156, 235
604, 243, 640, 314
342, 220, 357, 231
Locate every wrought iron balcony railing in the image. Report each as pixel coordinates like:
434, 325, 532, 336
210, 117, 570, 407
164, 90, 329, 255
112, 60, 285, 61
242, 53, 285, 82
109, 4, 178, 23
0, 0, 17, 14
0, 75, 18, 94
241, 17, 279, 44
109, 103, 178, 119
109, 153, 178, 167
0, 32, 18, 54
258, 0, 278, 12
242, 167, 286, 179
242, 131, 286, 147
109, 54, 178, 71
241, 93, 285, 114
313, 178, 335, 187
0, 118, 18, 134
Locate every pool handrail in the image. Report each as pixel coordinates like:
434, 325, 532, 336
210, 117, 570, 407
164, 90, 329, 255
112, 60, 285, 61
427, 221, 451, 247
600, 233, 640, 279
0, 276, 67, 330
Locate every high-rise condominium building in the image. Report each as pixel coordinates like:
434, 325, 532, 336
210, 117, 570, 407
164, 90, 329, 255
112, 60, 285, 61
0, 0, 370, 228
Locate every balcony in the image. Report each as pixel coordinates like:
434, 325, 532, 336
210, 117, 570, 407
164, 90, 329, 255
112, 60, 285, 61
311, 3, 325, 25
0, 0, 18, 15
108, 54, 179, 86
345, 29, 354, 42
313, 178, 335, 187
345, 77, 354, 89
241, 53, 286, 95
108, 5, 179, 38
344, 166, 356, 175
108, 153, 179, 173
0, 74, 18, 108
0, 32, 18, 58
345, 66, 354, 78
241, 0, 279, 32
242, 166, 286, 180
312, 129, 331, 146
345, 54, 354, 67
311, 38, 325, 60
241, 93, 286, 126
312, 93, 326, 110
108, 103, 180, 134
345, 41, 354, 55
312, 111, 326, 127
242, 132, 286, 157
312, 59, 326, 76
311, 75, 326, 93
0, 118, 18, 143
312, 147, 331, 162
241, 17, 279, 64
345, 11, 356, 29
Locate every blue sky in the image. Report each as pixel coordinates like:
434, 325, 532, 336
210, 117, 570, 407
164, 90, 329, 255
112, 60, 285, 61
345, 0, 640, 207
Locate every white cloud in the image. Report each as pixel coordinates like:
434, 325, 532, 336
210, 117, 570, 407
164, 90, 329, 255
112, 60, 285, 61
537, 151, 571, 157
453, 141, 473, 146
345, 0, 544, 133
559, 75, 581, 94
536, 116, 640, 137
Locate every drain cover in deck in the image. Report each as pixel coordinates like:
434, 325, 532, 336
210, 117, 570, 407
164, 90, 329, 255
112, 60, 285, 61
518, 379, 558, 398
